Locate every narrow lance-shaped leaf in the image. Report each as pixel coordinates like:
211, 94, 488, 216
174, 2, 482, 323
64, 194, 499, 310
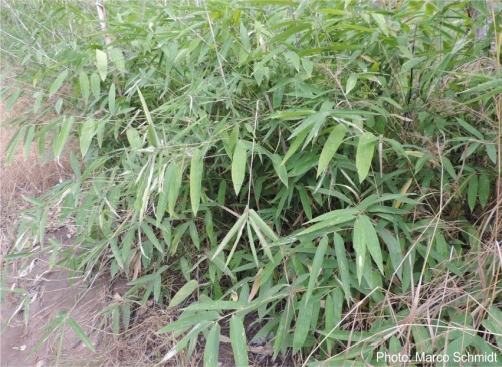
346, 73, 358, 94
232, 140, 247, 195
90, 72, 101, 98
356, 132, 376, 183
211, 210, 248, 261
79, 72, 89, 104
230, 315, 249, 367
168, 162, 182, 216
49, 70, 69, 97
169, 280, 198, 308
293, 293, 314, 354
54, 116, 75, 157
334, 233, 351, 303
317, 124, 347, 177
204, 323, 220, 367
67, 317, 96, 352
108, 83, 116, 112
96, 49, 108, 81
306, 235, 328, 304
270, 153, 288, 187
190, 148, 203, 215
478, 174, 490, 208
157, 311, 220, 335
468, 174, 478, 213
80, 119, 95, 157
136, 87, 160, 148
360, 215, 384, 274
353, 216, 367, 285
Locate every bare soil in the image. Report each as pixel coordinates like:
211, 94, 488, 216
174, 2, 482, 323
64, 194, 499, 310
0, 96, 120, 367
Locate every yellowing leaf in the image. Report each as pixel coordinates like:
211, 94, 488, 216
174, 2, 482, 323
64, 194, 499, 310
394, 178, 413, 208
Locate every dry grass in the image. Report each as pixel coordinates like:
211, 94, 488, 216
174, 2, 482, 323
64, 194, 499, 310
0, 95, 74, 247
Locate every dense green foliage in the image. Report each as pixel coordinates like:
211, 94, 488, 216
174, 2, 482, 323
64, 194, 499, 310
2, 0, 501, 365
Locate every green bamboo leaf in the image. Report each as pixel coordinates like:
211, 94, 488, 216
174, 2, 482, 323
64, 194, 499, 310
282, 128, 309, 165
273, 299, 294, 359
108, 83, 116, 113
109, 48, 125, 72
168, 162, 182, 215
204, 323, 220, 367
54, 116, 74, 157
230, 315, 249, 367
297, 185, 312, 220
67, 317, 96, 352
55, 98, 63, 114
478, 174, 490, 208
293, 293, 313, 354
285, 50, 300, 72
33, 91, 43, 113
301, 57, 313, 76
486, 144, 497, 164
353, 216, 366, 285
5, 89, 22, 113
248, 215, 274, 262
468, 174, 478, 212
360, 215, 384, 274
79, 72, 89, 104
232, 140, 247, 195
248, 209, 278, 241
96, 49, 108, 81
270, 153, 288, 187
126, 128, 142, 150
169, 280, 198, 308
346, 73, 358, 94
122, 303, 131, 330
136, 87, 160, 148
49, 70, 69, 97
190, 148, 203, 215
317, 124, 347, 177
412, 325, 432, 354
306, 236, 328, 304
109, 238, 123, 270
140, 222, 163, 254
183, 300, 241, 312
211, 210, 248, 261
23, 125, 35, 159
356, 132, 376, 183
90, 73, 101, 98
378, 229, 403, 279
371, 13, 388, 36
400, 57, 427, 74
334, 233, 351, 302
157, 311, 220, 334
253, 62, 265, 86
298, 208, 358, 236
79, 119, 95, 158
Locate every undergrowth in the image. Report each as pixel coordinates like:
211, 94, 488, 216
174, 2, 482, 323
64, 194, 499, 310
1, 0, 501, 366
